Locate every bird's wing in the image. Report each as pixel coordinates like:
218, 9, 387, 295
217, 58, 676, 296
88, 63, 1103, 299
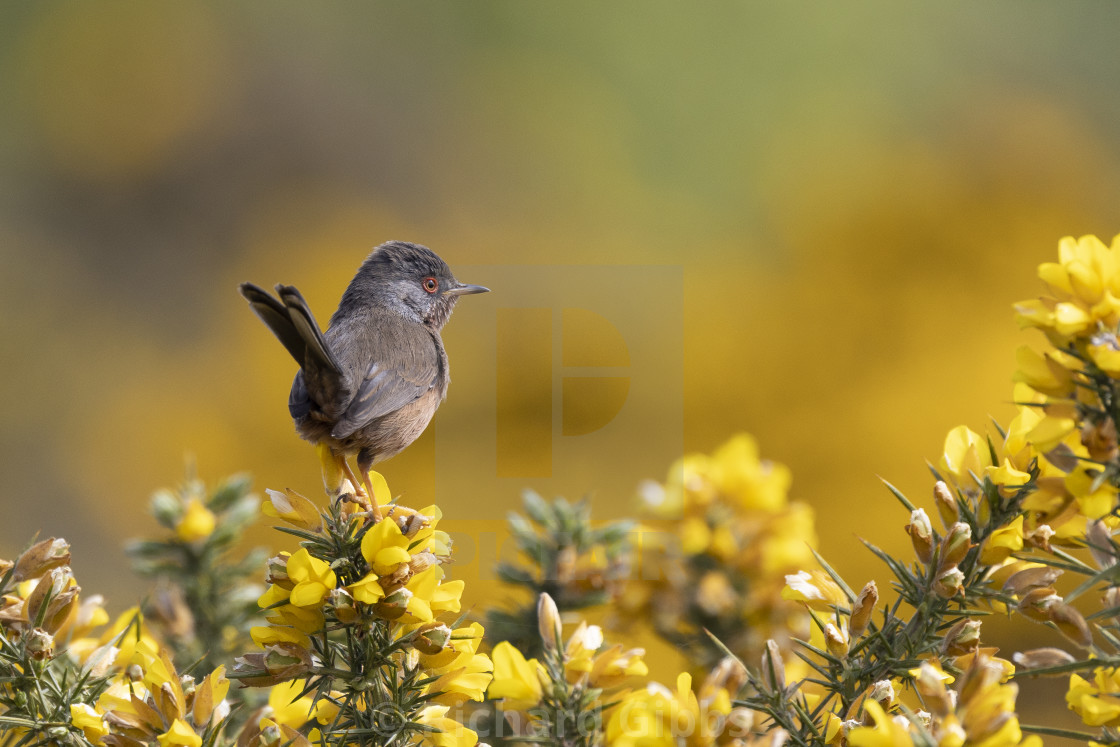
329, 319, 441, 440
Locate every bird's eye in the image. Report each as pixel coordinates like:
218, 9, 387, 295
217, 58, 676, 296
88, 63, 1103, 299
422, 277, 439, 293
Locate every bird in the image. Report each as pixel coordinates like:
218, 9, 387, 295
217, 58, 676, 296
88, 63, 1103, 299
239, 241, 489, 517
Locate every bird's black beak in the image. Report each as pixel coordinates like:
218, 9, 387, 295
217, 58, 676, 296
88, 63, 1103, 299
444, 283, 490, 296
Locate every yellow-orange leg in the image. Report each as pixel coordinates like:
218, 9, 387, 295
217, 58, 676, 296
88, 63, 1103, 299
358, 470, 384, 522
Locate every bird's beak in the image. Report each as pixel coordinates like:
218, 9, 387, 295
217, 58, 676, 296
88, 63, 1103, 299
444, 283, 490, 296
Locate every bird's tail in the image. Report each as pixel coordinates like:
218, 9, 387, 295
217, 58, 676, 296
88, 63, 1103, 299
239, 282, 341, 375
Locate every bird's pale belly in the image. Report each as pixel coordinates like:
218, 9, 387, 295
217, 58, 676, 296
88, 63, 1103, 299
295, 387, 443, 466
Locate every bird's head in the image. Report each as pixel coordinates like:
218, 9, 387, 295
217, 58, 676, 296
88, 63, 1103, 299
341, 241, 489, 330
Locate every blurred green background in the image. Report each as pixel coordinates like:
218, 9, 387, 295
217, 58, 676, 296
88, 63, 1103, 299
2, 3, 1120, 714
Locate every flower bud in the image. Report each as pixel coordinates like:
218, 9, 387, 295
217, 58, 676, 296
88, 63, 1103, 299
263, 488, 322, 532
1011, 647, 1076, 672
1104, 586, 1120, 621
233, 653, 287, 687
934, 566, 964, 598
265, 553, 292, 587
761, 640, 786, 692
537, 593, 563, 653
1026, 523, 1054, 552
906, 509, 934, 564
1002, 566, 1061, 596
24, 567, 74, 629
26, 628, 53, 660
914, 662, 952, 717
1049, 603, 1093, 649
933, 481, 959, 528
14, 538, 70, 582
824, 623, 849, 658
399, 512, 433, 538
413, 623, 452, 655
1017, 587, 1060, 622
1087, 520, 1117, 570
371, 587, 412, 620
869, 679, 895, 708
408, 552, 439, 577
264, 643, 313, 680
1082, 416, 1119, 462
939, 522, 973, 570
849, 581, 878, 638
329, 588, 359, 624
941, 619, 981, 656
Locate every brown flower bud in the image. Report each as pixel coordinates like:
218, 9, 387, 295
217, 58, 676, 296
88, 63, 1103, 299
14, 538, 70, 582
233, 653, 279, 687
933, 481, 959, 528
914, 662, 952, 717
263, 488, 322, 532
264, 643, 313, 679
761, 639, 786, 692
1087, 520, 1117, 571
941, 618, 981, 656
1082, 416, 1119, 462
705, 656, 748, 696
824, 623, 849, 659
329, 588, 359, 624
1017, 587, 1060, 623
868, 679, 895, 709
399, 512, 433, 538
408, 552, 439, 576
1012, 647, 1076, 672
26, 628, 53, 660
538, 593, 562, 653
1104, 586, 1120, 620
934, 567, 965, 599
24, 567, 75, 630
1002, 566, 1062, 596
413, 622, 453, 655
266, 553, 292, 588
906, 509, 934, 564
939, 522, 973, 570
370, 587, 412, 620
192, 668, 228, 727
849, 581, 878, 638
1049, 603, 1093, 649
1025, 523, 1054, 552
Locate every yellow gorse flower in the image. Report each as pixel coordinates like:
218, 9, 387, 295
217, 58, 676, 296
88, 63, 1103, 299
175, 499, 216, 543
1067, 666, 1120, 727
488, 641, 544, 711
286, 548, 337, 608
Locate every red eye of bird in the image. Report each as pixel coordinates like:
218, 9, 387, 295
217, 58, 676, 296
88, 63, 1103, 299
422, 277, 438, 293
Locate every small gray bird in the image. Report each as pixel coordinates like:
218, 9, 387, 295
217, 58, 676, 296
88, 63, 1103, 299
239, 241, 488, 514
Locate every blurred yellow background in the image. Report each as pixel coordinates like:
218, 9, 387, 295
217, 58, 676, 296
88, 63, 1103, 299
2, 5, 1119, 722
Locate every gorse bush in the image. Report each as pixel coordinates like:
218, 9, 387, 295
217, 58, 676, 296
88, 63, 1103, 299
7, 234, 1120, 746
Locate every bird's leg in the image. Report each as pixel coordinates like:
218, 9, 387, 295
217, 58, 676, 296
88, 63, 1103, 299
338, 458, 379, 516
359, 470, 384, 522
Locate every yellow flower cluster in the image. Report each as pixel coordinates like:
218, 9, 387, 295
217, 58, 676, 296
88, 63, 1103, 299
0, 536, 235, 747
626, 434, 818, 663
243, 473, 493, 747
1009, 236, 1120, 536
76, 637, 231, 747
488, 593, 651, 740
1067, 665, 1120, 727
846, 656, 1039, 747
606, 660, 754, 747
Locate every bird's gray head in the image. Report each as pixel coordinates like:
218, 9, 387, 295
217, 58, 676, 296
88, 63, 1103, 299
335, 241, 489, 330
